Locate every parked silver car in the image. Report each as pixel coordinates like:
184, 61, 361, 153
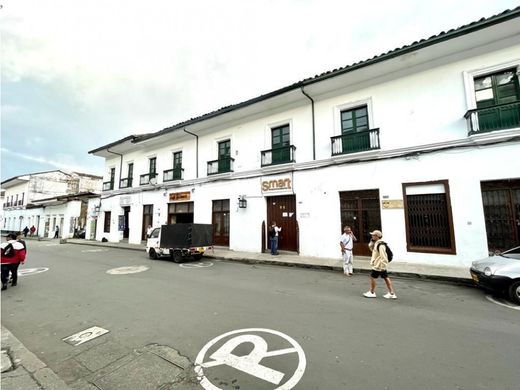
470, 246, 520, 304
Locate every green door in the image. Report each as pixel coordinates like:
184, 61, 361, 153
271, 125, 290, 164
341, 106, 370, 153
218, 140, 231, 173
475, 69, 520, 132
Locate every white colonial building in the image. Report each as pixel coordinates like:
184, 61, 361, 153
89, 8, 520, 267
1, 170, 102, 239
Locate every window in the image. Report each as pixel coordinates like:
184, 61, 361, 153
110, 168, 115, 184
403, 181, 456, 254
173, 152, 182, 169
218, 140, 231, 173
104, 211, 111, 233
149, 157, 157, 174
128, 163, 133, 179
341, 106, 369, 133
465, 65, 520, 134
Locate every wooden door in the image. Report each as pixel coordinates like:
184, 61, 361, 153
339, 190, 381, 256
481, 179, 520, 251
266, 195, 297, 252
142, 205, 153, 240
212, 199, 230, 246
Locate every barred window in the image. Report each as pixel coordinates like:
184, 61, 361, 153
403, 181, 456, 254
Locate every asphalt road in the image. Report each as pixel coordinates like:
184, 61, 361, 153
1, 240, 519, 390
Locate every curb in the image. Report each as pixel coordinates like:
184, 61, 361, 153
1, 326, 71, 390
63, 240, 473, 286
204, 255, 474, 287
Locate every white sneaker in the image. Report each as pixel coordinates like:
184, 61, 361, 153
383, 292, 397, 299
363, 291, 376, 298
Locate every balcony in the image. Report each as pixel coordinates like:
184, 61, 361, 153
261, 145, 296, 167
207, 157, 234, 175
331, 128, 380, 156
103, 181, 114, 191
163, 167, 184, 182
119, 177, 133, 188
464, 102, 520, 135
140, 172, 158, 186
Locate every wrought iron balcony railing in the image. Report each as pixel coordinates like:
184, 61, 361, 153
207, 157, 234, 175
464, 101, 520, 135
139, 172, 158, 186
163, 167, 184, 181
119, 177, 133, 188
103, 181, 114, 191
261, 145, 296, 167
331, 128, 380, 156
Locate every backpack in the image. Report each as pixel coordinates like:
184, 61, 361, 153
377, 242, 393, 262
269, 227, 276, 238
1, 243, 16, 258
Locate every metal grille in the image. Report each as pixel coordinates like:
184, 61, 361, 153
406, 194, 452, 249
481, 187, 519, 251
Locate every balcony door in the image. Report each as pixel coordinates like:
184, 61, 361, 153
271, 124, 290, 164
341, 106, 371, 154
474, 69, 520, 131
218, 140, 231, 173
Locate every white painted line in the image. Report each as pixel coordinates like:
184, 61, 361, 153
62, 326, 109, 346
18, 267, 50, 276
485, 295, 520, 311
45, 244, 59, 247
195, 328, 306, 390
106, 265, 149, 275
81, 249, 109, 253
179, 262, 214, 269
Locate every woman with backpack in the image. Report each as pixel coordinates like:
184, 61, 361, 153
1, 233, 27, 291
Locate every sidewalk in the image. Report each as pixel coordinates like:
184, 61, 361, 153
1, 326, 70, 390
62, 238, 473, 286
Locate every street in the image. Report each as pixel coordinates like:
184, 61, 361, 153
1, 240, 519, 390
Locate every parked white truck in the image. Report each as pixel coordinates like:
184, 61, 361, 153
146, 223, 213, 262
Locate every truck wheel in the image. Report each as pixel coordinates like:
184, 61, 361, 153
149, 249, 158, 260
509, 280, 520, 305
172, 250, 183, 263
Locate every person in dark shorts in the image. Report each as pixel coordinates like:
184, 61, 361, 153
363, 230, 397, 299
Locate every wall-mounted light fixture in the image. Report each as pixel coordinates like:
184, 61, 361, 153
238, 195, 247, 209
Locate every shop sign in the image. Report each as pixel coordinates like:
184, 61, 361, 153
169, 192, 191, 202
382, 199, 404, 209
261, 175, 293, 194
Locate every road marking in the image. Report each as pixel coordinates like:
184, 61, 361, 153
179, 262, 214, 268
45, 244, 59, 247
81, 249, 109, 253
485, 295, 520, 311
106, 265, 149, 275
195, 328, 306, 390
62, 326, 109, 346
18, 267, 49, 276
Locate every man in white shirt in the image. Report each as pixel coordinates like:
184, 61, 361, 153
339, 226, 357, 276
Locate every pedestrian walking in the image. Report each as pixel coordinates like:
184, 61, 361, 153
339, 226, 357, 276
30, 225, 36, 236
363, 229, 397, 299
23, 226, 29, 237
1, 233, 27, 290
269, 221, 282, 255
54, 225, 59, 239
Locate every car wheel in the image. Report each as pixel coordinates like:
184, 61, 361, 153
509, 280, 520, 305
149, 249, 158, 260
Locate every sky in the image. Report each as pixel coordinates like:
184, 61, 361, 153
1, 0, 519, 182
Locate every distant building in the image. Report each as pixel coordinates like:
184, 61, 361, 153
89, 8, 520, 266
1, 170, 102, 239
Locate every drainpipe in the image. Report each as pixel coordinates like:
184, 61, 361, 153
183, 128, 199, 178
300, 87, 316, 160
106, 148, 123, 189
